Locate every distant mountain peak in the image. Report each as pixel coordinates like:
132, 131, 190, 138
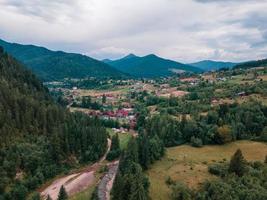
107, 53, 202, 77
123, 53, 137, 59
102, 58, 113, 63
190, 60, 237, 71
145, 54, 158, 58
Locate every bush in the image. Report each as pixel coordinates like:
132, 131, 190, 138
190, 137, 203, 147
208, 164, 228, 177
260, 132, 267, 142
106, 149, 121, 161
165, 176, 175, 186
171, 182, 192, 200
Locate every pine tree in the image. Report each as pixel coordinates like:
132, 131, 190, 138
111, 134, 120, 151
229, 149, 246, 176
46, 195, 52, 200
57, 185, 68, 200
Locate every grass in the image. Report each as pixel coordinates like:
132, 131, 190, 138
147, 140, 267, 200
108, 128, 132, 150
227, 74, 255, 85
69, 171, 103, 200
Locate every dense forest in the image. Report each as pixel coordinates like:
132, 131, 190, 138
112, 137, 150, 200
0, 48, 108, 200
136, 101, 267, 149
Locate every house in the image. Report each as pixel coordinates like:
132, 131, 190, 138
237, 91, 246, 97
179, 77, 200, 85
116, 109, 129, 118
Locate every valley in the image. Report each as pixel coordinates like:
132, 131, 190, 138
1, 1, 267, 199
1, 30, 267, 200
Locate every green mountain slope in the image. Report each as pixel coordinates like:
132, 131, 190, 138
105, 54, 203, 77
0, 48, 107, 198
190, 60, 237, 71
233, 58, 267, 69
0, 39, 125, 81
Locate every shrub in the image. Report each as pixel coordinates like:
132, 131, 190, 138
208, 164, 228, 177
171, 182, 192, 200
106, 149, 121, 161
165, 176, 175, 186
215, 125, 232, 144
190, 137, 203, 147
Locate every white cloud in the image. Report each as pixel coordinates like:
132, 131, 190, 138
0, 0, 266, 62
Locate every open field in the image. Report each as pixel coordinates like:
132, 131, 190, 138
69, 107, 94, 113
147, 141, 267, 200
258, 74, 267, 81
108, 129, 132, 150
76, 87, 128, 97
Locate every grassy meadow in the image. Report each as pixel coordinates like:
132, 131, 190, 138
147, 141, 267, 200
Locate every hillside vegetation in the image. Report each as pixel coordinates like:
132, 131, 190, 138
106, 54, 202, 77
234, 58, 267, 69
0, 48, 108, 199
190, 60, 237, 71
0, 39, 125, 81
147, 141, 267, 200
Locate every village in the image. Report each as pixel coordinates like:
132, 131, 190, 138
45, 66, 267, 133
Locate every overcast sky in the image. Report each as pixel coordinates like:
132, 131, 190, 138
0, 0, 267, 62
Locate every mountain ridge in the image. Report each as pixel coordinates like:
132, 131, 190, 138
233, 58, 267, 69
190, 60, 237, 71
106, 53, 203, 77
0, 39, 126, 81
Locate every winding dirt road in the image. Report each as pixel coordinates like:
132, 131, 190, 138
41, 139, 111, 200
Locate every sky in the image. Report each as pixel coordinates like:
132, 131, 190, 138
0, 0, 267, 63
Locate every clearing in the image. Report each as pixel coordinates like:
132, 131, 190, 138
147, 140, 267, 200
41, 139, 111, 200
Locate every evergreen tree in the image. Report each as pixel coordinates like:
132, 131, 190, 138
229, 149, 246, 176
106, 134, 121, 161
111, 134, 120, 151
102, 94, 106, 104
30, 192, 41, 200
57, 185, 68, 200
46, 195, 52, 200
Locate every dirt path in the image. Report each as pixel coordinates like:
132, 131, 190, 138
41, 139, 111, 200
97, 161, 119, 200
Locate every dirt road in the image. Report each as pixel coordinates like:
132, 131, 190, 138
97, 161, 119, 200
41, 139, 111, 200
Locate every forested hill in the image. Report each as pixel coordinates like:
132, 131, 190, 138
0, 48, 108, 199
190, 60, 237, 71
233, 58, 267, 69
105, 54, 203, 78
0, 39, 126, 81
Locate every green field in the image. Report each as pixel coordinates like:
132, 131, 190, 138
147, 141, 267, 200
108, 129, 132, 150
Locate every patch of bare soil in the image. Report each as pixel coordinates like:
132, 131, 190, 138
41, 139, 111, 200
